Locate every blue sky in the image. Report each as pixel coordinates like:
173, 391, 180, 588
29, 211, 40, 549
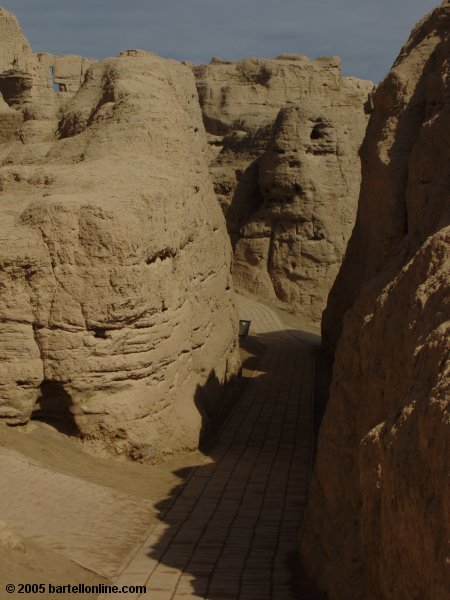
1, 0, 439, 82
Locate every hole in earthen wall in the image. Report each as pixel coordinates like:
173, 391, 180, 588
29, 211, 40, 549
310, 124, 326, 140
0, 71, 33, 106
49, 66, 60, 93
31, 380, 80, 436
146, 248, 176, 264
91, 327, 108, 339
289, 160, 301, 168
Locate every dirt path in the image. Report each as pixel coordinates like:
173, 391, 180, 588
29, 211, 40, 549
99, 293, 317, 599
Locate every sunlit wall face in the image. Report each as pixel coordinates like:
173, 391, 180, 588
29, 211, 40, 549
0, 0, 440, 83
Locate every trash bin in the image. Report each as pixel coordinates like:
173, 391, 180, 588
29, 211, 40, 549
239, 319, 251, 338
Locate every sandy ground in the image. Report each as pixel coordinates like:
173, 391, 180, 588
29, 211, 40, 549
0, 540, 108, 600
0, 421, 208, 598
0, 422, 205, 501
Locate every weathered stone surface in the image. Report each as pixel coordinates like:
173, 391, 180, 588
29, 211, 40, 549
195, 57, 372, 325
0, 9, 60, 141
301, 3, 450, 598
0, 7, 95, 134
46, 54, 96, 94
0, 11, 240, 460
52, 54, 82, 92
195, 55, 346, 136
0, 7, 32, 70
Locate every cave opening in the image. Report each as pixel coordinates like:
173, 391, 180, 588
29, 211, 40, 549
31, 380, 80, 436
0, 70, 33, 106
92, 326, 108, 339
310, 123, 326, 140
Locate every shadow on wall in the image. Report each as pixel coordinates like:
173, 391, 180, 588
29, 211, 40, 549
194, 367, 241, 452
322, 45, 442, 352
212, 125, 273, 250
145, 331, 326, 599
225, 159, 265, 250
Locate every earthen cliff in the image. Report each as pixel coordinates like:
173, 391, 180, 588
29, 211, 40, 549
0, 9, 240, 460
301, 3, 450, 598
195, 57, 373, 324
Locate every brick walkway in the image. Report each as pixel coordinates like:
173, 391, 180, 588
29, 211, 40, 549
100, 294, 315, 599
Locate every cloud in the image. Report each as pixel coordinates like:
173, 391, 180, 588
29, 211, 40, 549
0, 0, 439, 81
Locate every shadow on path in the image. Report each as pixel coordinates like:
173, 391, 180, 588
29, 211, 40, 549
138, 330, 325, 599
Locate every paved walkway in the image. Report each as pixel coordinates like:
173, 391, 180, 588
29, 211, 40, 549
100, 294, 315, 599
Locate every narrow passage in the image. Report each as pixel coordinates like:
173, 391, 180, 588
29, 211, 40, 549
99, 294, 317, 600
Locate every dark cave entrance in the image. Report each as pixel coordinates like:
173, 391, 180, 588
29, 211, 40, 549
0, 70, 33, 107
31, 380, 80, 437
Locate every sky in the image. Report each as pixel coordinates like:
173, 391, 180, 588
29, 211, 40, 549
1, 0, 440, 82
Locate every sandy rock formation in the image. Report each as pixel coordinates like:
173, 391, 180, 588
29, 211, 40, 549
0, 8, 52, 122
36, 52, 97, 94
52, 54, 96, 92
195, 57, 372, 324
301, 3, 450, 598
0, 7, 95, 139
0, 10, 240, 460
0, 7, 32, 68
0, 9, 83, 145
